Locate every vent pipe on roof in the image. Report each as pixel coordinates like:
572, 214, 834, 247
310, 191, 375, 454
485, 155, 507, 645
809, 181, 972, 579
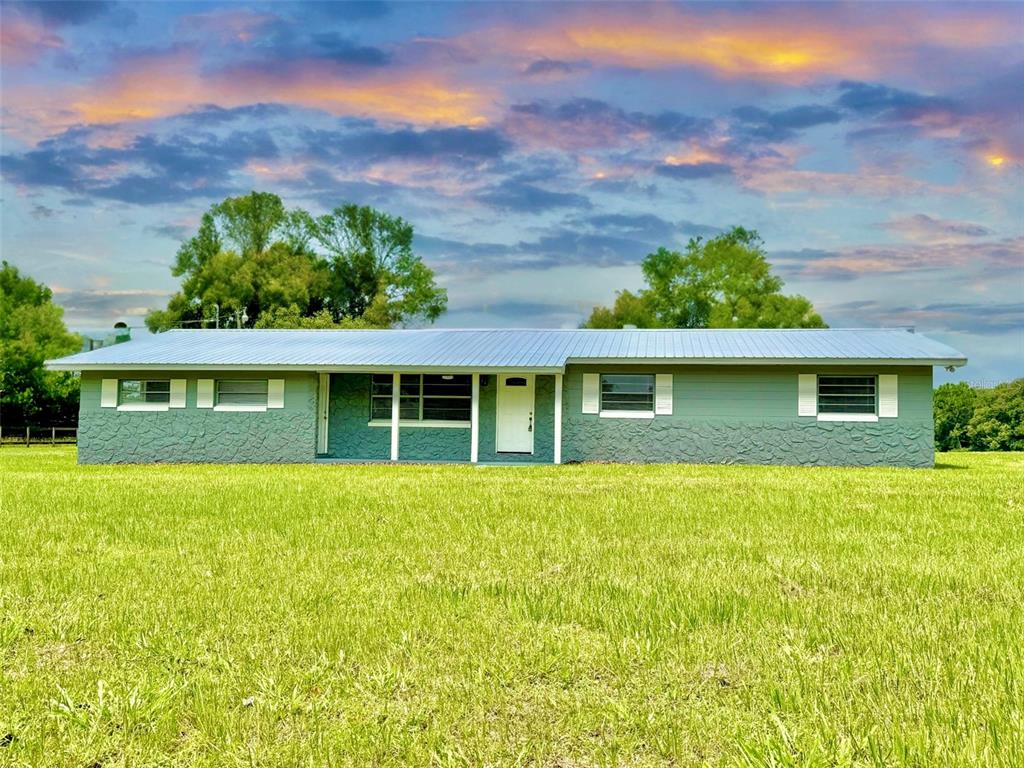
622, 324, 638, 330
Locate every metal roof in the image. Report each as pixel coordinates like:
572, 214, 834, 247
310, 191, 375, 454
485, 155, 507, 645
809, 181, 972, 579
47, 328, 967, 372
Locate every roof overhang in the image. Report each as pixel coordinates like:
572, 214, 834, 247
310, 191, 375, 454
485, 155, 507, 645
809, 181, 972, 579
46, 356, 967, 373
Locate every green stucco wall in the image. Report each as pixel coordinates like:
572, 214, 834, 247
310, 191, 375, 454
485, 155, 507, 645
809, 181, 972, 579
561, 364, 934, 467
476, 374, 555, 464
326, 373, 471, 461
77, 365, 935, 466
77, 371, 317, 464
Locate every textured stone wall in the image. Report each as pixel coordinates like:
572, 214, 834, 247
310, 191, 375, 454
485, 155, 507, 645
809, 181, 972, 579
78, 372, 317, 464
561, 364, 935, 468
399, 427, 471, 461
561, 417, 934, 467
326, 374, 390, 460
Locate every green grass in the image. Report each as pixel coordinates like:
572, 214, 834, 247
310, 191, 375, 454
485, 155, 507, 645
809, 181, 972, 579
1, 449, 1022, 767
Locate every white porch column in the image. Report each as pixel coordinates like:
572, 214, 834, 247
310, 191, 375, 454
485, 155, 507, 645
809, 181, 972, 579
390, 372, 400, 461
554, 373, 563, 465
317, 373, 330, 454
470, 373, 480, 463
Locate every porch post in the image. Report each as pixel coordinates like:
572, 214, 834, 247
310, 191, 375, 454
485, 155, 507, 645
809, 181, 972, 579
390, 372, 400, 461
554, 373, 563, 465
317, 373, 330, 455
470, 373, 480, 464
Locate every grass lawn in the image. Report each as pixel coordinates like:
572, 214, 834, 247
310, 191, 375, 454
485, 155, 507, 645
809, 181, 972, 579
1, 449, 1022, 767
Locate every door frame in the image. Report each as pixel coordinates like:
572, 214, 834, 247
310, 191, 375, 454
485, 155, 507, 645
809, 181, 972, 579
495, 373, 535, 454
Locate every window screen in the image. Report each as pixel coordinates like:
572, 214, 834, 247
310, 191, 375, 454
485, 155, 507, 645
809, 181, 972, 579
370, 374, 471, 421
119, 379, 170, 404
600, 374, 655, 412
216, 379, 268, 406
817, 375, 877, 414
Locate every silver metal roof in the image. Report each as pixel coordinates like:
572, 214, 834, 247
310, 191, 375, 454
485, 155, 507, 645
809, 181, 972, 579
47, 328, 967, 372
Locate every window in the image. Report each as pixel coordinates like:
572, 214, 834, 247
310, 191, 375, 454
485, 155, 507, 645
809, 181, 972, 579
216, 379, 268, 406
119, 379, 170, 404
600, 374, 655, 412
817, 375, 876, 415
370, 374, 472, 422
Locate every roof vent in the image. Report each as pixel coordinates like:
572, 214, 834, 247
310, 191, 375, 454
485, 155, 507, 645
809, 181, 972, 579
622, 324, 638, 330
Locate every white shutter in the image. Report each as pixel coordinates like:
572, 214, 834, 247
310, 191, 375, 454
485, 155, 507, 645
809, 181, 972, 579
100, 379, 118, 408
655, 373, 673, 415
878, 374, 898, 418
197, 379, 214, 408
169, 379, 187, 408
798, 374, 817, 417
268, 379, 285, 409
582, 373, 599, 414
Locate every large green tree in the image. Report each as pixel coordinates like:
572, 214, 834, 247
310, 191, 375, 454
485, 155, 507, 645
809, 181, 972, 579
583, 227, 826, 329
146, 193, 446, 331
967, 379, 1024, 451
933, 382, 977, 451
0, 262, 81, 428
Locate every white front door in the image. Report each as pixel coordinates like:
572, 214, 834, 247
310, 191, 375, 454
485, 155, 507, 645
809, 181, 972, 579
496, 374, 535, 453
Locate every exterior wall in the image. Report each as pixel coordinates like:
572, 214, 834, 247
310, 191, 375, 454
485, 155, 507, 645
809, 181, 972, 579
78, 371, 317, 464
325, 373, 471, 461
561, 364, 934, 467
477, 374, 555, 464
325, 373, 555, 463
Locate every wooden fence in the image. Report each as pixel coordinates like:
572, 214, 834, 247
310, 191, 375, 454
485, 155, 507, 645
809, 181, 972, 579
0, 427, 78, 446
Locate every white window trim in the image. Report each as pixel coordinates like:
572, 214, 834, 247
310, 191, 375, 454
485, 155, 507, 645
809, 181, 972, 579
369, 419, 470, 429
816, 412, 879, 423
214, 404, 268, 413
599, 410, 655, 420
117, 402, 170, 412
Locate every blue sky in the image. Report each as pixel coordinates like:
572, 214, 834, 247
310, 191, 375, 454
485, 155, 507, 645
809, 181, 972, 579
1, 1, 1021, 383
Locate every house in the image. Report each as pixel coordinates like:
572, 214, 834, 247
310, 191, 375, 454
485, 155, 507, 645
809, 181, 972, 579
46, 328, 966, 467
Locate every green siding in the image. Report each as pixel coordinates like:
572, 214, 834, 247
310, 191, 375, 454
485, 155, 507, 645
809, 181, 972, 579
562, 364, 934, 467
77, 371, 317, 464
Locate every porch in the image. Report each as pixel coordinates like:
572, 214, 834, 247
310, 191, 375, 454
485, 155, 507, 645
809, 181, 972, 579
316, 372, 563, 464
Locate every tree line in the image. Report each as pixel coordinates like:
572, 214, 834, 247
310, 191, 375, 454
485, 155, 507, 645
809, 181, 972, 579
934, 380, 1024, 452
145, 192, 447, 331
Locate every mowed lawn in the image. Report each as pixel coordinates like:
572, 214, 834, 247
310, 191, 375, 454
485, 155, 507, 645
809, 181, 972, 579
1, 449, 1022, 767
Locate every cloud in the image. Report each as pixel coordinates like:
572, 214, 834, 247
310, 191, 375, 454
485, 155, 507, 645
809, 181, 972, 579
825, 299, 1024, 335
1, 129, 279, 204
17, 1, 114, 26
50, 287, 171, 323
476, 178, 592, 213
178, 103, 292, 126
146, 223, 192, 240
302, 1, 392, 21
772, 237, 1024, 281
882, 214, 992, 243
655, 162, 734, 180
836, 81, 958, 119
301, 124, 511, 167
731, 104, 843, 141
504, 98, 710, 150
468, 4, 1019, 84
520, 58, 588, 79
8, 45, 493, 134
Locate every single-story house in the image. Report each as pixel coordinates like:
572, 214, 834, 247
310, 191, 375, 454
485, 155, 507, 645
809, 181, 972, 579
46, 328, 966, 467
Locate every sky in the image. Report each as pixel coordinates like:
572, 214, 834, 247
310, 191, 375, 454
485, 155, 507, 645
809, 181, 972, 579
1, 0, 1021, 384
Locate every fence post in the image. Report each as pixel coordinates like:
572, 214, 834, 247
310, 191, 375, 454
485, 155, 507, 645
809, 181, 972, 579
52, 427, 56, 446
26, 426, 30, 447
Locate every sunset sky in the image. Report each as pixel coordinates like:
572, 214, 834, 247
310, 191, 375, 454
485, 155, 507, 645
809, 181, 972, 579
1, 1, 1021, 382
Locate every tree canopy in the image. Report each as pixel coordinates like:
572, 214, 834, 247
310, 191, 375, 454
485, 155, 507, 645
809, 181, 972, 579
934, 379, 1024, 452
583, 227, 826, 329
146, 193, 447, 332
0, 261, 81, 427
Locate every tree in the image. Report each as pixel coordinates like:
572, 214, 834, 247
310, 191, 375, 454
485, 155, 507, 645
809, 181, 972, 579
934, 382, 976, 451
0, 261, 81, 427
146, 193, 446, 331
583, 227, 826, 329
967, 379, 1024, 451
312, 204, 447, 326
